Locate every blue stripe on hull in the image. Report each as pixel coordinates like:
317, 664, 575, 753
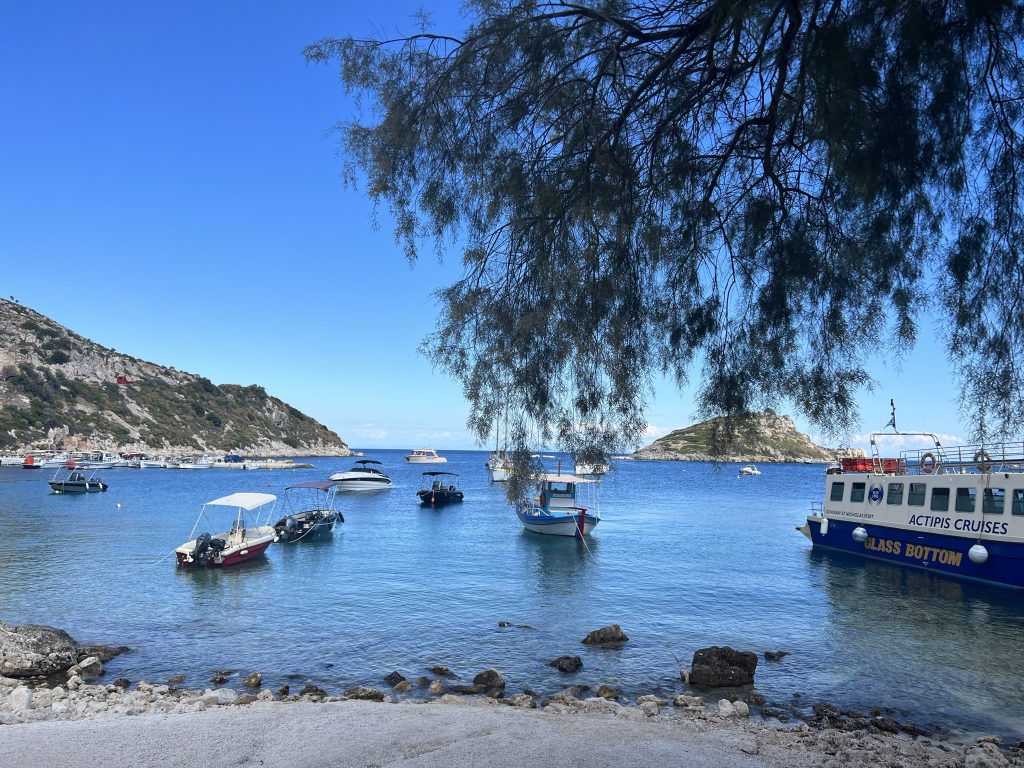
809, 519, 1024, 589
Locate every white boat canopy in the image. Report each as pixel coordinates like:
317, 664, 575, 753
536, 473, 596, 484
204, 492, 277, 509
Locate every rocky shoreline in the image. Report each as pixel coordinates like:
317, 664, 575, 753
1, 621, 1020, 766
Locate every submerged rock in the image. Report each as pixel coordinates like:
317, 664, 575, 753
393, 680, 412, 693
0, 621, 79, 678
384, 671, 406, 687
428, 680, 447, 696
548, 655, 583, 673
301, 684, 328, 700
596, 685, 618, 700
689, 646, 758, 687
764, 650, 790, 662
76, 644, 130, 664
581, 624, 629, 645
430, 665, 454, 677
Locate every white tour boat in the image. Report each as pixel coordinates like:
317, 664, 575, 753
799, 430, 1024, 589
738, 464, 761, 476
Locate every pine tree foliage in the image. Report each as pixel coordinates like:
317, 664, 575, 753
307, 0, 1024, 454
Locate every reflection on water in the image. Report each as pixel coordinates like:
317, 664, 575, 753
1, 452, 1023, 739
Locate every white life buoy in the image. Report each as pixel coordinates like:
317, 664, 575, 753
920, 452, 937, 474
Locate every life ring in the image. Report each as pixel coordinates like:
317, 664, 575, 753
974, 450, 993, 472
920, 452, 937, 474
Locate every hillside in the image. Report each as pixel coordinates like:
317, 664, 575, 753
0, 299, 353, 457
633, 411, 863, 462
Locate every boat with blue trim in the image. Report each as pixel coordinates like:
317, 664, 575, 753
798, 430, 1024, 588
517, 471, 600, 537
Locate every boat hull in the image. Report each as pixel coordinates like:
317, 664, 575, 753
805, 517, 1024, 589
329, 476, 392, 491
406, 457, 448, 463
417, 490, 463, 506
49, 481, 108, 493
517, 509, 599, 538
175, 537, 273, 568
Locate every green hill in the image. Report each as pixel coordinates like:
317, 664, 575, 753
0, 299, 351, 456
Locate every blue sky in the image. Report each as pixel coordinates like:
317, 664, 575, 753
0, 1, 974, 452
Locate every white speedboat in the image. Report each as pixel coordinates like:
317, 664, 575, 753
405, 448, 447, 464
516, 472, 600, 537
175, 492, 277, 568
738, 464, 761, 476
329, 459, 393, 491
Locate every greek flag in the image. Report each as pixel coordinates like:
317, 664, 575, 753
885, 416, 896, 430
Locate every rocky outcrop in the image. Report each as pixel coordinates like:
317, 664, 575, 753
581, 624, 629, 645
633, 410, 866, 463
548, 656, 583, 673
689, 646, 758, 688
0, 621, 80, 678
0, 298, 352, 456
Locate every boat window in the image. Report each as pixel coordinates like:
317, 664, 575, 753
954, 487, 977, 513
1013, 489, 1024, 516
887, 483, 904, 505
930, 487, 950, 512
829, 482, 845, 501
908, 483, 926, 506
850, 482, 866, 503
550, 482, 574, 497
983, 488, 1005, 515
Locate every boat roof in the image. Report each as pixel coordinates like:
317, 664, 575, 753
422, 471, 458, 477
285, 481, 334, 492
204, 492, 277, 509
356, 459, 383, 466
411, 448, 438, 452
536, 473, 595, 484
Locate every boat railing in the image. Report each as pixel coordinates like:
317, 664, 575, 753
810, 501, 824, 516
899, 441, 1024, 475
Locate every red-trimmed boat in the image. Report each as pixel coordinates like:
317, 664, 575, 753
175, 492, 278, 568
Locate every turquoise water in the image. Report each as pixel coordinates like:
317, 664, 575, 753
1, 451, 1022, 739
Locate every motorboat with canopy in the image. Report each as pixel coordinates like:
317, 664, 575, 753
48, 466, 108, 494
417, 472, 464, 506
175, 492, 277, 568
271, 482, 344, 543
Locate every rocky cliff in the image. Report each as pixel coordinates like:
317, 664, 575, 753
633, 411, 864, 463
0, 299, 352, 456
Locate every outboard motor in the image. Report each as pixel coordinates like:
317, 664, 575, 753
189, 532, 211, 563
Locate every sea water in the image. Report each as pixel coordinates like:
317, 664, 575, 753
1, 451, 1022, 739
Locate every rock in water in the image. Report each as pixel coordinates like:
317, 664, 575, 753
472, 669, 505, 690
548, 655, 583, 673
384, 671, 407, 687
243, 672, 262, 688
0, 621, 79, 677
764, 650, 790, 662
581, 624, 629, 645
689, 646, 758, 687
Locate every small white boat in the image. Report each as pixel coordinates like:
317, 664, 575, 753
486, 451, 511, 482
573, 461, 609, 476
175, 492, 277, 568
516, 472, 600, 537
738, 464, 761, 476
405, 448, 448, 464
174, 456, 214, 470
330, 459, 393, 491
76, 451, 120, 470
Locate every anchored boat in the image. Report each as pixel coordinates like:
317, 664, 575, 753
417, 471, 464, 506
798, 431, 1024, 588
48, 467, 108, 494
405, 448, 448, 464
272, 482, 343, 543
175, 492, 277, 568
517, 472, 600, 538
329, 459, 393, 491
